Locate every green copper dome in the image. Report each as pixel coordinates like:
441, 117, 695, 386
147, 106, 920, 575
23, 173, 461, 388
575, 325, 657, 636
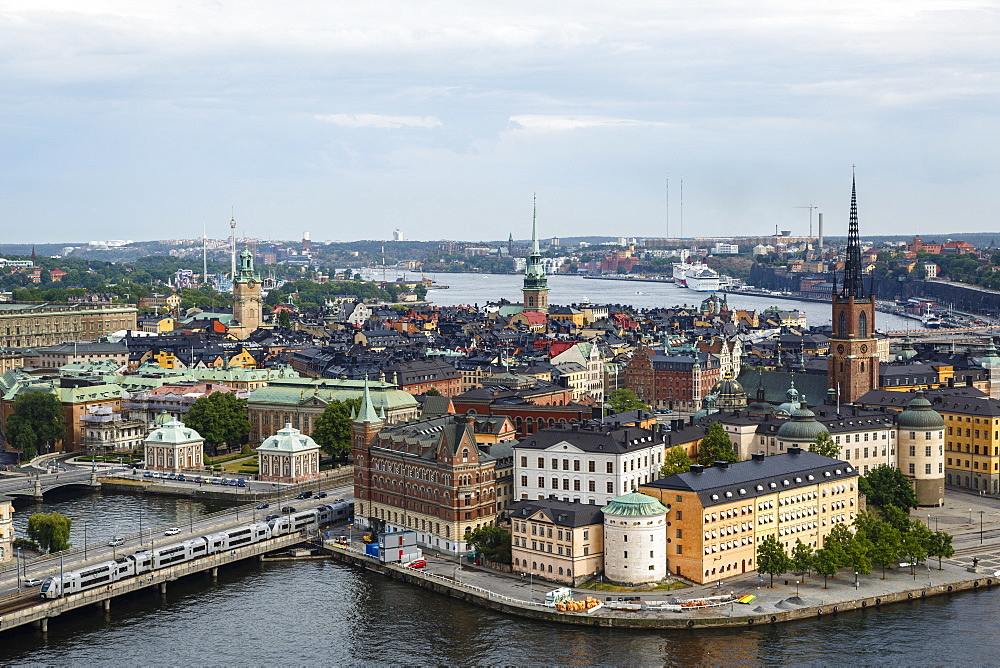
897, 390, 945, 430
776, 398, 828, 442
602, 492, 668, 517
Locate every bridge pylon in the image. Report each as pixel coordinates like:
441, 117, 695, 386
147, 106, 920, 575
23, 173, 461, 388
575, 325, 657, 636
33, 476, 43, 501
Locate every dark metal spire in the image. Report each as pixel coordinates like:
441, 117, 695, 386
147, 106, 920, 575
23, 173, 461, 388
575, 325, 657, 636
841, 167, 864, 298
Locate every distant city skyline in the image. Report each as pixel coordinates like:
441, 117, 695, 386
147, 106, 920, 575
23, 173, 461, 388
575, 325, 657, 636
2, 2, 998, 243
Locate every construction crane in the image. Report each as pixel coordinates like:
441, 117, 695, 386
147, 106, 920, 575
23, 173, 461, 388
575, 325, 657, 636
794, 204, 819, 238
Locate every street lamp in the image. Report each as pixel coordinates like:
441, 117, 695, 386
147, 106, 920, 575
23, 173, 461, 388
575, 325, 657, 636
979, 510, 986, 544
83, 521, 88, 560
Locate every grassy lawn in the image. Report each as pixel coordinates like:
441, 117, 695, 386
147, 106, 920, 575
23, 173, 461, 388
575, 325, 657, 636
219, 456, 257, 473
582, 581, 689, 592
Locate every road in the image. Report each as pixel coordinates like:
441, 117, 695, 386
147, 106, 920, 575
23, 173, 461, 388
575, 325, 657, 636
1, 481, 354, 598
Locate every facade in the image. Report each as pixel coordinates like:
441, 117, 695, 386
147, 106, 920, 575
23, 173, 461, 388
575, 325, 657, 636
80, 405, 146, 454
513, 423, 665, 506
551, 342, 605, 403
0, 303, 138, 349
30, 342, 129, 369
256, 423, 321, 483
352, 381, 509, 555
625, 345, 721, 412
896, 391, 946, 506
0, 497, 12, 564
230, 249, 264, 339
124, 382, 245, 426
510, 498, 604, 586
933, 393, 1000, 495
143, 416, 205, 471
247, 376, 419, 443
522, 198, 550, 313
602, 492, 668, 586
640, 450, 860, 584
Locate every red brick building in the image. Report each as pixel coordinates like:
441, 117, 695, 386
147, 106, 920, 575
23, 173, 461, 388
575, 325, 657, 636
624, 345, 721, 412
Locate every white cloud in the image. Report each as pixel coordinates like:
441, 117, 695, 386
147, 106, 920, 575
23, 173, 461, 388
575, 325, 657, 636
314, 114, 443, 129
508, 115, 678, 132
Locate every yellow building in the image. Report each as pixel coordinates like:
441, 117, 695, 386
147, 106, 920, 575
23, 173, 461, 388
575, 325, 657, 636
510, 498, 605, 586
640, 449, 859, 584
935, 394, 1000, 494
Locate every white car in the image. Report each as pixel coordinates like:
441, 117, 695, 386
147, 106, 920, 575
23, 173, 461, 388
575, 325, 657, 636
164, 527, 181, 536
22, 578, 43, 587
108, 536, 126, 547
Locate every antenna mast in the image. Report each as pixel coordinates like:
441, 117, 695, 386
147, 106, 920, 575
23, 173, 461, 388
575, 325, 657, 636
665, 173, 669, 240
679, 176, 684, 239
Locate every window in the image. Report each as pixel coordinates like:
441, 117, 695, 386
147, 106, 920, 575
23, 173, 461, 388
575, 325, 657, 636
562, 479, 569, 490
563, 459, 569, 471
538, 458, 544, 468
521, 476, 527, 487
520, 457, 527, 467
583, 546, 589, 556
552, 478, 558, 489
624, 551, 628, 558
676, 529, 682, 538
588, 480, 595, 492
925, 463, 932, 475
606, 462, 613, 474
551, 459, 558, 469
909, 463, 915, 475
573, 480, 581, 491
909, 445, 916, 457
926, 445, 932, 457
676, 544, 683, 554
538, 477, 545, 488
573, 460, 580, 471
583, 530, 589, 539
676, 510, 683, 520
607, 482, 614, 493
588, 461, 595, 473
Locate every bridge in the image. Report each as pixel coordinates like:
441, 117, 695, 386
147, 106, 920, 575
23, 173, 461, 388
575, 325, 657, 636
0, 481, 353, 634
0, 469, 104, 500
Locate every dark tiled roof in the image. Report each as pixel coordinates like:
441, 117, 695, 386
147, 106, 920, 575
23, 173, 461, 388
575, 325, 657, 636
509, 498, 604, 527
516, 424, 662, 454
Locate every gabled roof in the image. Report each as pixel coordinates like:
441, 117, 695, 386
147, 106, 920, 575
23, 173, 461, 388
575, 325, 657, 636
508, 498, 604, 527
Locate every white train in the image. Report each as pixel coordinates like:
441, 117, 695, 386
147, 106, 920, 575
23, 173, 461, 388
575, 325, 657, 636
40, 501, 353, 599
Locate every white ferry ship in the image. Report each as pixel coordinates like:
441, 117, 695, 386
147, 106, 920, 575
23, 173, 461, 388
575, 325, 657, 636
685, 266, 722, 292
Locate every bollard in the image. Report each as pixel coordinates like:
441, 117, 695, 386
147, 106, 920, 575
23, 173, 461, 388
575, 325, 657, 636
103, 599, 111, 612
160, 582, 167, 595
211, 567, 218, 580
40, 618, 48, 633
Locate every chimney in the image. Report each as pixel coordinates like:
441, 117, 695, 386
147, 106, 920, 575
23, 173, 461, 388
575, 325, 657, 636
751, 453, 765, 462
817, 212, 824, 252
788, 446, 802, 455
714, 461, 730, 470
948, 377, 955, 388
689, 464, 705, 474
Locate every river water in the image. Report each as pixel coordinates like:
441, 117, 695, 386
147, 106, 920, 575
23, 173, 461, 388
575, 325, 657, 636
423, 272, 924, 332
3, 484, 997, 665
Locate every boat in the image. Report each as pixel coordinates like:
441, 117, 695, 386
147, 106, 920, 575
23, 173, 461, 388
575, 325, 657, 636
921, 307, 942, 329
685, 266, 722, 292
672, 263, 690, 286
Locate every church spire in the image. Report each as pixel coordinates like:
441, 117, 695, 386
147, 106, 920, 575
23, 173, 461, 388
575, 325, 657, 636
530, 193, 540, 256
841, 166, 864, 298
354, 375, 382, 424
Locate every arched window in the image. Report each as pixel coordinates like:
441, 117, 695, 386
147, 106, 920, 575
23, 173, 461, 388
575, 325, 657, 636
858, 311, 868, 338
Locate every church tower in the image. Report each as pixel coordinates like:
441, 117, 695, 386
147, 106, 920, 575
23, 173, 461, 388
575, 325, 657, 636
351, 377, 384, 530
522, 194, 549, 312
232, 248, 263, 336
828, 170, 878, 403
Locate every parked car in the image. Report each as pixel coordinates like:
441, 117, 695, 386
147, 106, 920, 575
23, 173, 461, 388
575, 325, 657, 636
22, 578, 43, 587
408, 559, 427, 568
176, 474, 186, 482
237, 478, 247, 487
164, 527, 181, 536
228, 479, 238, 486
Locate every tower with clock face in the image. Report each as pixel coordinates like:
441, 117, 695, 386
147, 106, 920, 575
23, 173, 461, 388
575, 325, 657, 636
232, 248, 263, 336
828, 171, 879, 403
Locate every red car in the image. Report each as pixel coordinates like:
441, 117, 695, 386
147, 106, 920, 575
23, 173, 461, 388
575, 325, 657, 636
408, 558, 427, 568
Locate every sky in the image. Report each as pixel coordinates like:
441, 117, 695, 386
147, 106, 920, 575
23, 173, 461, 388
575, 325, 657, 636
1, 1, 998, 244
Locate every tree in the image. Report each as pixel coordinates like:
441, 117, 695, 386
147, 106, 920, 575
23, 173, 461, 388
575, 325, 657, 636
278, 310, 292, 329
606, 389, 649, 414
812, 547, 841, 588
425, 388, 442, 397
827, 523, 870, 575
809, 431, 840, 459
756, 534, 791, 587
860, 464, 918, 512
855, 511, 903, 579
697, 422, 738, 466
183, 392, 252, 456
926, 531, 954, 570
311, 398, 362, 459
414, 284, 428, 301
660, 446, 694, 477
901, 522, 931, 576
5, 390, 66, 460
791, 538, 814, 579
27, 513, 72, 553
465, 526, 511, 564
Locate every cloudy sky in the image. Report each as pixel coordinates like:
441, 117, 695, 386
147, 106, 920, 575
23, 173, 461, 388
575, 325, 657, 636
1, 1, 998, 243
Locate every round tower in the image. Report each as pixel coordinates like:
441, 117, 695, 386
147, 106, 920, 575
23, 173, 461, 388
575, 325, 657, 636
602, 492, 668, 586
775, 398, 829, 453
896, 390, 945, 506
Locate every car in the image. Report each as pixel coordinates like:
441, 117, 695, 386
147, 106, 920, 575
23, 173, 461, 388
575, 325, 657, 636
108, 536, 126, 547
143, 472, 153, 478
22, 578, 43, 587
296, 490, 313, 500
237, 478, 247, 487
228, 479, 238, 486
210, 478, 222, 485
408, 559, 427, 568
134, 548, 149, 554
164, 527, 181, 536
256, 502, 270, 510
176, 474, 186, 482
315, 491, 328, 499
167, 473, 177, 480
265, 514, 280, 521
280, 506, 296, 514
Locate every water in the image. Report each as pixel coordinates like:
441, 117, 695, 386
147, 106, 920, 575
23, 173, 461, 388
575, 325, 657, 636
424, 272, 923, 332
2, 490, 999, 666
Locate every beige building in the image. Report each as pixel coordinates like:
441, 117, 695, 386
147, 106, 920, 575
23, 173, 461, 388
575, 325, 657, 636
0, 497, 12, 564
80, 405, 146, 455
0, 303, 137, 348
510, 498, 604, 586
144, 416, 205, 471
30, 342, 129, 369
256, 423, 321, 483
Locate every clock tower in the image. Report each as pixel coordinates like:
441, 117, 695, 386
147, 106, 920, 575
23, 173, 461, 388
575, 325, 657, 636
828, 171, 878, 403
232, 248, 263, 337
522, 194, 549, 313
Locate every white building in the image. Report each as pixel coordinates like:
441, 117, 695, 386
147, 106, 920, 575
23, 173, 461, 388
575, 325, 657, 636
257, 423, 321, 483
712, 243, 740, 254
0, 498, 12, 564
514, 423, 665, 506
602, 492, 668, 585
144, 415, 205, 472
551, 341, 605, 403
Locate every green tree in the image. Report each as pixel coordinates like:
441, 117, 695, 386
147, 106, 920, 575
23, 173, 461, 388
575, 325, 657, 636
414, 284, 428, 301
425, 388, 442, 397
311, 398, 362, 459
697, 422, 738, 466
901, 522, 931, 576
4, 390, 66, 460
855, 511, 903, 579
278, 310, 292, 329
828, 523, 871, 576
859, 464, 918, 512
812, 547, 841, 588
926, 530, 954, 570
660, 446, 694, 477
791, 538, 814, 579
465, 525, 511, 564
606, 389, 650, 414
756, 534, 792, 587
809, 431, 840, 459
183, 392, 252, 456
27, 512, 72, 553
